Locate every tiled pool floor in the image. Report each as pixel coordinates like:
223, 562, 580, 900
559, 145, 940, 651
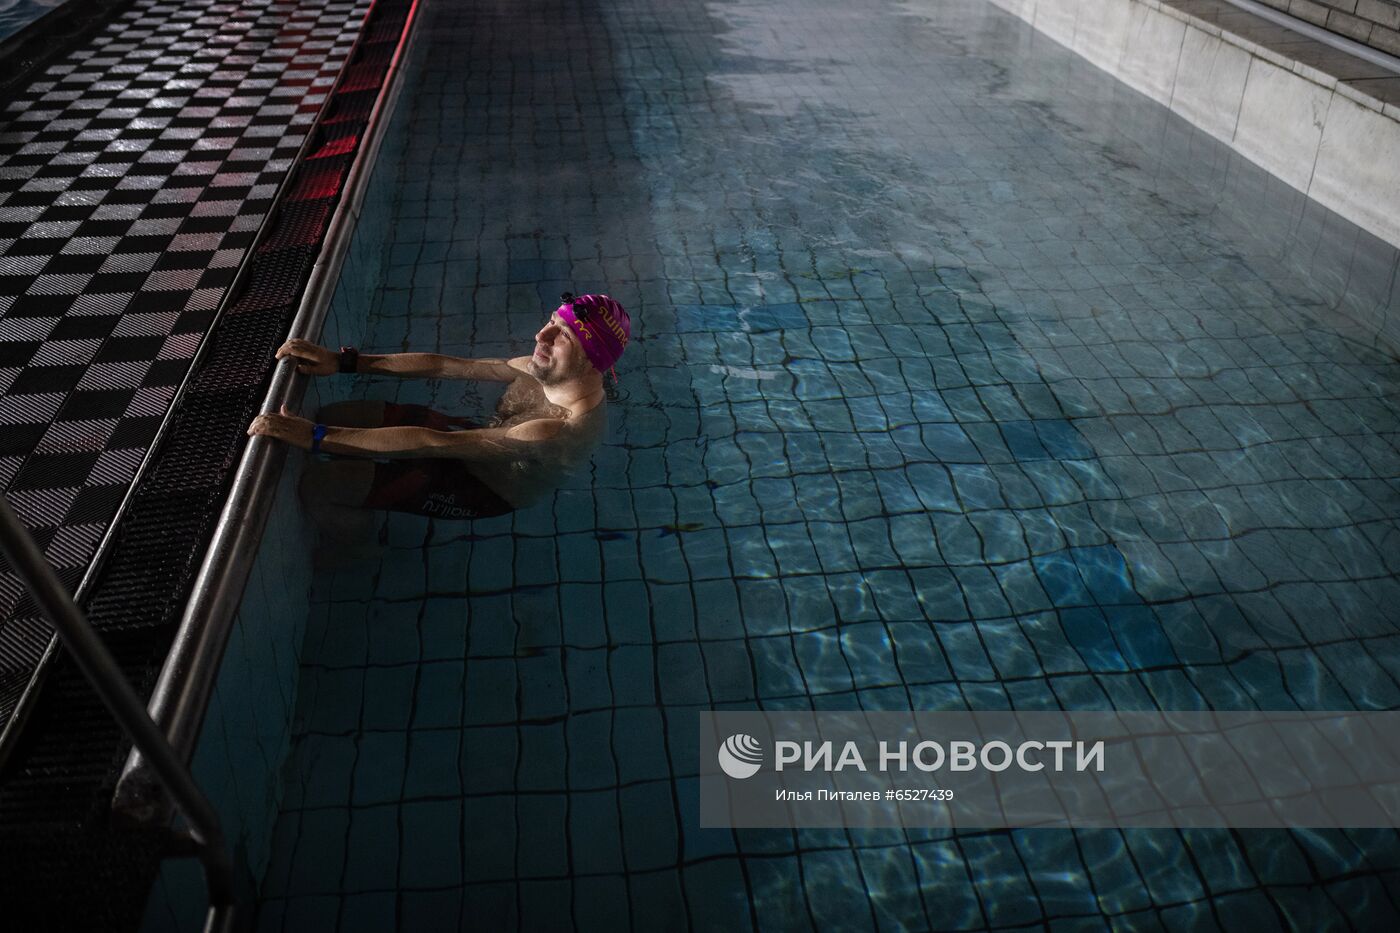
255, 0, 1400, 929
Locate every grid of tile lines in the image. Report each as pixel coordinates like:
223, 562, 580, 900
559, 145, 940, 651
0, 0, 369, 675
251, 0, 1400, 929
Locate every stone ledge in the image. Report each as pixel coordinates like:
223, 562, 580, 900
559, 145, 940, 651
987, 0, 1400, 248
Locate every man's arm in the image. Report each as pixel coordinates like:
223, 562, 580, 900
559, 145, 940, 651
276, 339, 528, 383
356, 352, 528, 382
248, 408, 562, 463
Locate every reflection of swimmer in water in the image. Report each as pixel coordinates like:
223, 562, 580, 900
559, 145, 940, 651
247, 293, 630, 522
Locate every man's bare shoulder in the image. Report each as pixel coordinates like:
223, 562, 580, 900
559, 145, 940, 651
504, 418, 565, 441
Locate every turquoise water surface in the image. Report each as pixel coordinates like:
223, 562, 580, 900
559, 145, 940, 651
0, 0, 69, 43
245, 0, 1400, 928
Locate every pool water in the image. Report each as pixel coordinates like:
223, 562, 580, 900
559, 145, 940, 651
254, 0, 1400, 928
0, 0, 64, 44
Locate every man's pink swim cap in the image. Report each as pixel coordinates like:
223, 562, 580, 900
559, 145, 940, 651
556, 293, 630, 375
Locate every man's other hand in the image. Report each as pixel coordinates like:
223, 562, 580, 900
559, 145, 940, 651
248, 405, 315, 449
277, 338, 338, 376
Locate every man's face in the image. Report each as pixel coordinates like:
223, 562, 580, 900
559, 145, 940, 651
528, 312, 592, 384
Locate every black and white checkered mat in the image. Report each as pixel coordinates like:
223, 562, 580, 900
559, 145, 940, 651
0, 0, 410, 921
0, 0, 369, 706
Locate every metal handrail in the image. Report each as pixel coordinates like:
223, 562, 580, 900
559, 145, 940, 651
112, 0, 423, 826
1218, 0, 1400, 76
0, 496, 240, 933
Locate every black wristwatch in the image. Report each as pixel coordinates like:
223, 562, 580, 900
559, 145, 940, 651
338, 346, 359, 374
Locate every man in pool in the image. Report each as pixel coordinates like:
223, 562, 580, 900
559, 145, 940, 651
247, 293, 629, 521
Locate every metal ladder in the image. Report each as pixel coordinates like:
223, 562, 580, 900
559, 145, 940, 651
0, 495, 241, 933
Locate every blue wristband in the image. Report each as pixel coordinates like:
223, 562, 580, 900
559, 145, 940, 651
311, 423, 328, 454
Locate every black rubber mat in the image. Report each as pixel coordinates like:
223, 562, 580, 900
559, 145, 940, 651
0, 0, 414, 927
0, 0, 370, 742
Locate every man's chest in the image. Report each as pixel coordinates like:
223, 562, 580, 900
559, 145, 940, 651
494, 379, 566, 426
